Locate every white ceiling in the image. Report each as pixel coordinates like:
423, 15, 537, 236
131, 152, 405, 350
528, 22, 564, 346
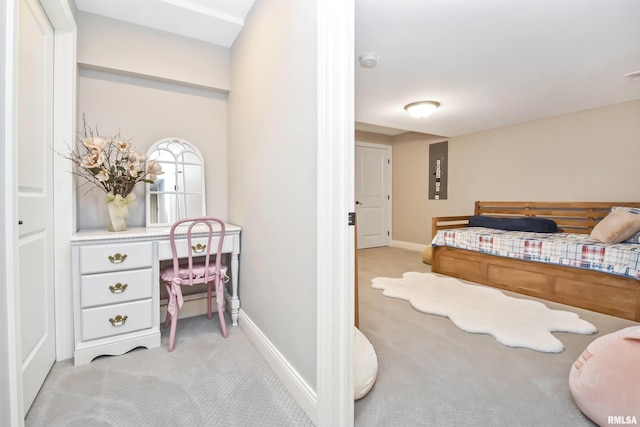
74, 0, 255, 47
356, 0, 640, 137
75, 0, 640, 138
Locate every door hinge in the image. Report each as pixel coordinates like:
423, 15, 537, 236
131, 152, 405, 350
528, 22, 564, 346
348, 212, 355, 226
387, 231, 390, 236
387, 195, 390, 200
387, 159, 390, 164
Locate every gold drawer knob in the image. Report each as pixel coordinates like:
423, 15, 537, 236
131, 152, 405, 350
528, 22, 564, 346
109, 315, 128, 327
192, 243, 206, 254
108, 283, 128, 294
108, 253, 128, 264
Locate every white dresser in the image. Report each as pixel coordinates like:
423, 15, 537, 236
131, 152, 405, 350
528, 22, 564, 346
70, 225, 241, 366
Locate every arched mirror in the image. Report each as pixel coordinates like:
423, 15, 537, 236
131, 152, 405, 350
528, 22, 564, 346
146, 138, 206, 227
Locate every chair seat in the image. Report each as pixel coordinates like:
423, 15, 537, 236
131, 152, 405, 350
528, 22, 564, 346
161, 264, 228, 284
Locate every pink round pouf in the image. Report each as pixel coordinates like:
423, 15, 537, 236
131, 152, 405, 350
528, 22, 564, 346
569, 326, 640, 426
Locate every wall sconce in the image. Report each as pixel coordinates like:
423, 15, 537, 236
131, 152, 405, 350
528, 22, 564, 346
404, 101, 440, 118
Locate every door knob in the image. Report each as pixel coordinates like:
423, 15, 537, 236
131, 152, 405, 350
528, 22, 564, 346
355, 201, 362, 205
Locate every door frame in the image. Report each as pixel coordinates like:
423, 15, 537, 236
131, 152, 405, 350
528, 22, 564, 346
355, 141, 392, 249
316, 0, 354, 425
1, 0, 75, 423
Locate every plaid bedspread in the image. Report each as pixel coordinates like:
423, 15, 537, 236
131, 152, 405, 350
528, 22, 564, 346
431, 227, 640, 280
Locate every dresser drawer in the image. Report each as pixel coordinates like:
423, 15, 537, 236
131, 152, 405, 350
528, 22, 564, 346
81, 268, 153, 308
80, 241, 153, 274
157, 235, 234, 260
81, 299, 153, 341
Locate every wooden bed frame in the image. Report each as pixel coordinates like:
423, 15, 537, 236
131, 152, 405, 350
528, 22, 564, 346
431, 201, 640, 321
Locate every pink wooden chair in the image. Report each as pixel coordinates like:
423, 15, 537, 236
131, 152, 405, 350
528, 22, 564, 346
160, 217, 229, 352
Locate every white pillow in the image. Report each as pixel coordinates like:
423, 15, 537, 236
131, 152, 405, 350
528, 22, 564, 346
354, 327, 378, 400
589, 207, 640, 244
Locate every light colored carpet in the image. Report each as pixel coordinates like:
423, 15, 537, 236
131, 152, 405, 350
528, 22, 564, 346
25, 314, 313, 427
372, 271, 597, 352
355, 246, 639, 427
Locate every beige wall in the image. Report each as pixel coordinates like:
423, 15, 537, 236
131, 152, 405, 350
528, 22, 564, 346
228, 0, 318, 390
391, 99, 640, 244
354, 130, 392, 145
75, 13, 229, 230
391, 133, 447, 244
77, 12, 230, 91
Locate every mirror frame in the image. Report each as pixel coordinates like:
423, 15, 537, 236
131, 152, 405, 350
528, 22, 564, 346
145, 137, 206, 228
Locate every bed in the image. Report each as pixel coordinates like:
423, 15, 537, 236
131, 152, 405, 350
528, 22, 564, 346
431, 201, 640, 321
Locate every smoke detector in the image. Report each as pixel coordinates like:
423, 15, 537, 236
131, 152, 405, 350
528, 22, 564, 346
359, 52, 378, 68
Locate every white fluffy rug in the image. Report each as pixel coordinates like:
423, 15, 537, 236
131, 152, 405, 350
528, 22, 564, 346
372, 272, 597, 353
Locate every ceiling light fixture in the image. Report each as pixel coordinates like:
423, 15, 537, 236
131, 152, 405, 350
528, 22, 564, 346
404, 101, 440, 118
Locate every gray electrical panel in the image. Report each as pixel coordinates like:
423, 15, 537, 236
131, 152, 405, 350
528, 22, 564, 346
429, 141, 448, 200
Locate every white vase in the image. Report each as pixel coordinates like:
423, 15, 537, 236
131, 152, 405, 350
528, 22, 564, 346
107, 200, 128, 232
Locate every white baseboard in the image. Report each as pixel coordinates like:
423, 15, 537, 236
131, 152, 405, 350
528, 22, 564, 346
238, 310, 318, 425
391, 240, 427, 252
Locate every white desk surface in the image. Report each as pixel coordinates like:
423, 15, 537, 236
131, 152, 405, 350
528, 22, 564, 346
71, 223, 241, 243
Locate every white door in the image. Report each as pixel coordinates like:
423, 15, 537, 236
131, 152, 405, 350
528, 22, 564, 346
355, 142, 391, 249
17, 0, 56, 415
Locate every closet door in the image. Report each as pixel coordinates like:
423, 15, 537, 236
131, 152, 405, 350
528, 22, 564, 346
355, 143, 392, 249
16, 0, 56, 415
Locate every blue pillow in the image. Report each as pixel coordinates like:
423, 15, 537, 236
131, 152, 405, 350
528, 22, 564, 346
469, 215, 558, 233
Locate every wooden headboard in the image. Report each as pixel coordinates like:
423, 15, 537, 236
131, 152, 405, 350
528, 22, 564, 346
432, 201, 640, 238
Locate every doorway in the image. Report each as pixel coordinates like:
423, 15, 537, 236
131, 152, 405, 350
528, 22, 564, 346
355, 142, 391, 249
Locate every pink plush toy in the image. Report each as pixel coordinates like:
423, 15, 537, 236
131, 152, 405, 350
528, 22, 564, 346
569, 326, 640, 426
